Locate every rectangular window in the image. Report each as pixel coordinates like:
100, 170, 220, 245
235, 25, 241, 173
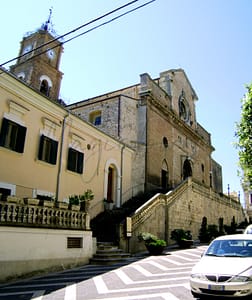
0, 118, 27, 153
67, 147, 84, 174
38, 134, 58, 165
67, 237, 83, 248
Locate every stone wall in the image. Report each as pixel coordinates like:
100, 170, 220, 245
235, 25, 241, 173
119, 178, 245, 253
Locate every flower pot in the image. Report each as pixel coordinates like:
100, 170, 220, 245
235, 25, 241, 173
41, 200, 54, 208
69, 204, 80, 211
145, 244, 165, 255
55, 202, 68, 209
24, 198, 40, 206
7, 196, 24, 204
104, 202, 114, 210
178, 239, 194, 249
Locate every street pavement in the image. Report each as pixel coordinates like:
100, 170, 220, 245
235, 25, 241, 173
0, 245, 207, 300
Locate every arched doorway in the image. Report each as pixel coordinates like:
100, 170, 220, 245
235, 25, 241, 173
107, 166, 115, 203
183, 158, 192, 180
104, 159, 121, 208
161, 159, 169, 191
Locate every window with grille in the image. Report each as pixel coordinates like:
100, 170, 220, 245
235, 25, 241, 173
38, 134, 58, 165
0, 118, 27, 153
67, 147, 84, 174
67, 237, 83, 248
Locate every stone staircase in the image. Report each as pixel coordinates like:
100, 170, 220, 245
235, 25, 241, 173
90, 242, 131, 265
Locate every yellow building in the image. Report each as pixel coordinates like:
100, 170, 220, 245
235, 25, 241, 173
0, 67, 133, 218
0, 21, 134, 218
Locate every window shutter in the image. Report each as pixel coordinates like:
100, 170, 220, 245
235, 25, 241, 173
67, 148, 75, 171
0, 118, 9, 147
16, 125, 27, 153
38, 135, 45, 160
77, 152, 84, 174
50, 139, 58, 165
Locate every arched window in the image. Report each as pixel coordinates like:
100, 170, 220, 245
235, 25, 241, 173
183, 158, 192, 180
163, 136, 168, 148
89, 111, 102, 125
40, 80, 50, 96
161, 159, 169, 191
39, 75, 52, 97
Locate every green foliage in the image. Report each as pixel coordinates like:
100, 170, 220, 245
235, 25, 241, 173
69, 189, 94, 205
199, 217, 224, 243
235, 83, 252, 189
138, 232, 166, 247
170, 229, 192, 242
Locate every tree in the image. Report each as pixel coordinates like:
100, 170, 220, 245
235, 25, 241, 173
235, 83, 252, 189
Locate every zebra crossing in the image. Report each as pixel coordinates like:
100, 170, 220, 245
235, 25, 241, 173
0, 245, 207, 300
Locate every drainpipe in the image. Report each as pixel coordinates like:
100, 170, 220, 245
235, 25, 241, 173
120, 143, 126, 207
56, 112, 69, 202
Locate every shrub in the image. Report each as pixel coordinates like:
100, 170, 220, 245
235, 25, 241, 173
171, 229, 192, 243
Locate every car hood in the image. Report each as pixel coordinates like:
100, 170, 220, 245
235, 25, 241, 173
192, 256, 252, 276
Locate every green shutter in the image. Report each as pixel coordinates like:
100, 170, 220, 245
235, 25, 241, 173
77, 152, 84, 174
38, 135, 45, 160
0, 118, 9, 147
50, 139, 58, 165
16, 125, 27, 153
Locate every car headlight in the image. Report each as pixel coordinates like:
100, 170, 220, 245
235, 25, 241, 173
191, 273, 207, 280
230, 276, 252, 282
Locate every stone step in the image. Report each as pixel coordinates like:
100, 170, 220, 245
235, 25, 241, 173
90, 243, 131, 265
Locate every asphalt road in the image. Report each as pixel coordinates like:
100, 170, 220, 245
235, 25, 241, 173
0, 245, 207, 300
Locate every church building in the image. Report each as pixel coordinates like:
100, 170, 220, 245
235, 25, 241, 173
67, 70, 223, 197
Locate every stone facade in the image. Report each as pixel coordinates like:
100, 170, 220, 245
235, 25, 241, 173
10, 29, 63, 100
67, 69, 222, 197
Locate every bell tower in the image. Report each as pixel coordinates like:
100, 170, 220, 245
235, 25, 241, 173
10, 9, 64, 100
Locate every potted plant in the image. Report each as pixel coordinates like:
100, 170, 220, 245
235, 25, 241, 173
68, 195, 80, 211
38, 195, 55, 207
171, 229, 193, 248
68, 189, 94, 212
138, 232, 167, 255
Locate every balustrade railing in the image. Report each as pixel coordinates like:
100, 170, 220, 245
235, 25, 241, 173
0, 200, 89, 230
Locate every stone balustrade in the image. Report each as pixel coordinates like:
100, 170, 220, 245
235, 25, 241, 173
0, 197, 90, 230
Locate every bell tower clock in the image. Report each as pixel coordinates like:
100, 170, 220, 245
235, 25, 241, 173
10, 10, 63, 101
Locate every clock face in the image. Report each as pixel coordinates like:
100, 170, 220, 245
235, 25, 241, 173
47, 49, 55, 59
23, 44, 32, 54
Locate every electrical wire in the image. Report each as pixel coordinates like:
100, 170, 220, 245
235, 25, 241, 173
0, 0, 156, 69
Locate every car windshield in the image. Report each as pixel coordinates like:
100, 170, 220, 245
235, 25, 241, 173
205, 239, 252, 257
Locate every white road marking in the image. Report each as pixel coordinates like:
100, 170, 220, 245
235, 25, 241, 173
114, 269, 134, 284
93, 275, 109, 293
64, 283, 76, 300
88, 292, 180, 300
93, 280, 188, 295
171, 253, 198, 261
131, 264, 153, 276
147, 260, 169, 270
159, 257, 182, 265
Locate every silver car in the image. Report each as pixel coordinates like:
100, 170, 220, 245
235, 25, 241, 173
190, 234, 252, 298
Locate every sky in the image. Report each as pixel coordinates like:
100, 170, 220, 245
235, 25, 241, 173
1, 0, 251, 205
